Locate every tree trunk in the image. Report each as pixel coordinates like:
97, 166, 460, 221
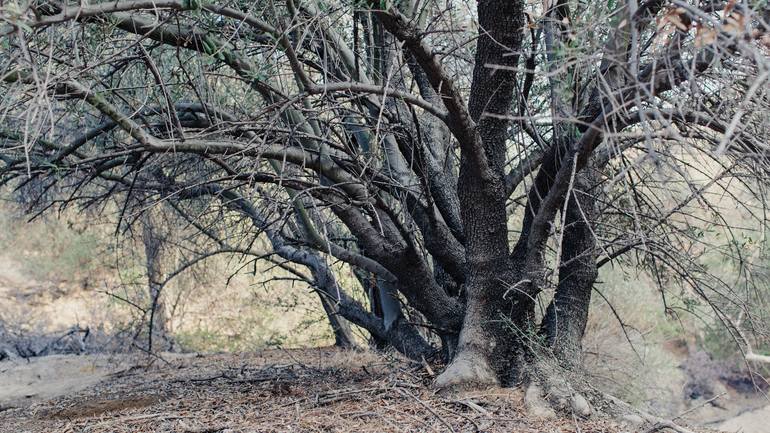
141, 212, 169, 353
355, 269, 436, 360
317, 294, 357, 349
541, 169, 598, 367
386, 316, 437, 361
435, 0, 526, 387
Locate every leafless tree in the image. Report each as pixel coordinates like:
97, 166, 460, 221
1, 0, 769, 414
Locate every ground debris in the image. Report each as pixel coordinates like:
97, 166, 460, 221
0, 348, 710, 433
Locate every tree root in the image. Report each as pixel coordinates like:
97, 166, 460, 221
434, 351, 499, 389
522, 369, 698, 432
434, 351, 698, 433
519, 355, 696, 433
522, 358, 592, 419
599, 392, 698, 433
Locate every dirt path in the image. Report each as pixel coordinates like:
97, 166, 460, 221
0, 354, 130, 408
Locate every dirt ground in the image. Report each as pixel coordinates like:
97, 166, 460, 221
0, 354, 133, 407
0, 347, 711, 433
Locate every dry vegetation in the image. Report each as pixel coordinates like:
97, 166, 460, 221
0, 203, 340, 356
1, 0, 770, 429
1, 201, 768, 432
0, 348, 706, 433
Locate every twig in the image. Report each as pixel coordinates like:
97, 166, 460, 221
397, 388, 456, 433
183, 426, 230, 433
421, 356, 435, 377
446, 399, 490, 415
672, 392, 727, 420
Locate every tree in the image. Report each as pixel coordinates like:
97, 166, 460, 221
1, 0, 769, 413
141, 209, 172, 352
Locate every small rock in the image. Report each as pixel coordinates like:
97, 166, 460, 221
525, 383, 557, 419
570, 393, 591, 417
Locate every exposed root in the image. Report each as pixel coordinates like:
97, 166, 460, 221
522, 366, 699, 432
520, 355, 698, 432
524, 377, 593, 418
434, 351, 498, 390
524, 382, 557, 419
599, 392, 698, 433
522, 358, 592, 419
434, 350, 701, 432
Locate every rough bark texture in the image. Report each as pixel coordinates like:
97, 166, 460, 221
435, 0, 526, 387
542, 169, 598, 367
354, 266, 436, 360
6, 0, 748, 417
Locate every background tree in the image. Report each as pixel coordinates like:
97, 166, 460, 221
1, 0, 769, 415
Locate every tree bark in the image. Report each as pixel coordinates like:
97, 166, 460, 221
317, 294, 357, 349
541, 169, 598, 367
357, 270, 437, 360
436, 0, 526, 387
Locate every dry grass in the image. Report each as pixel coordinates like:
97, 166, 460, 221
0, 348, 680, 433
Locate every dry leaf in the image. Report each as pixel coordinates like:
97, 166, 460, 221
659, 7, 690, 32
723, 12, 746, 36
695, 24, 717, 47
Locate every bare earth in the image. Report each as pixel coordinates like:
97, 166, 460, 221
716, 405, 770, 433
0, 354, 132, 408
0, 348, 702, 433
